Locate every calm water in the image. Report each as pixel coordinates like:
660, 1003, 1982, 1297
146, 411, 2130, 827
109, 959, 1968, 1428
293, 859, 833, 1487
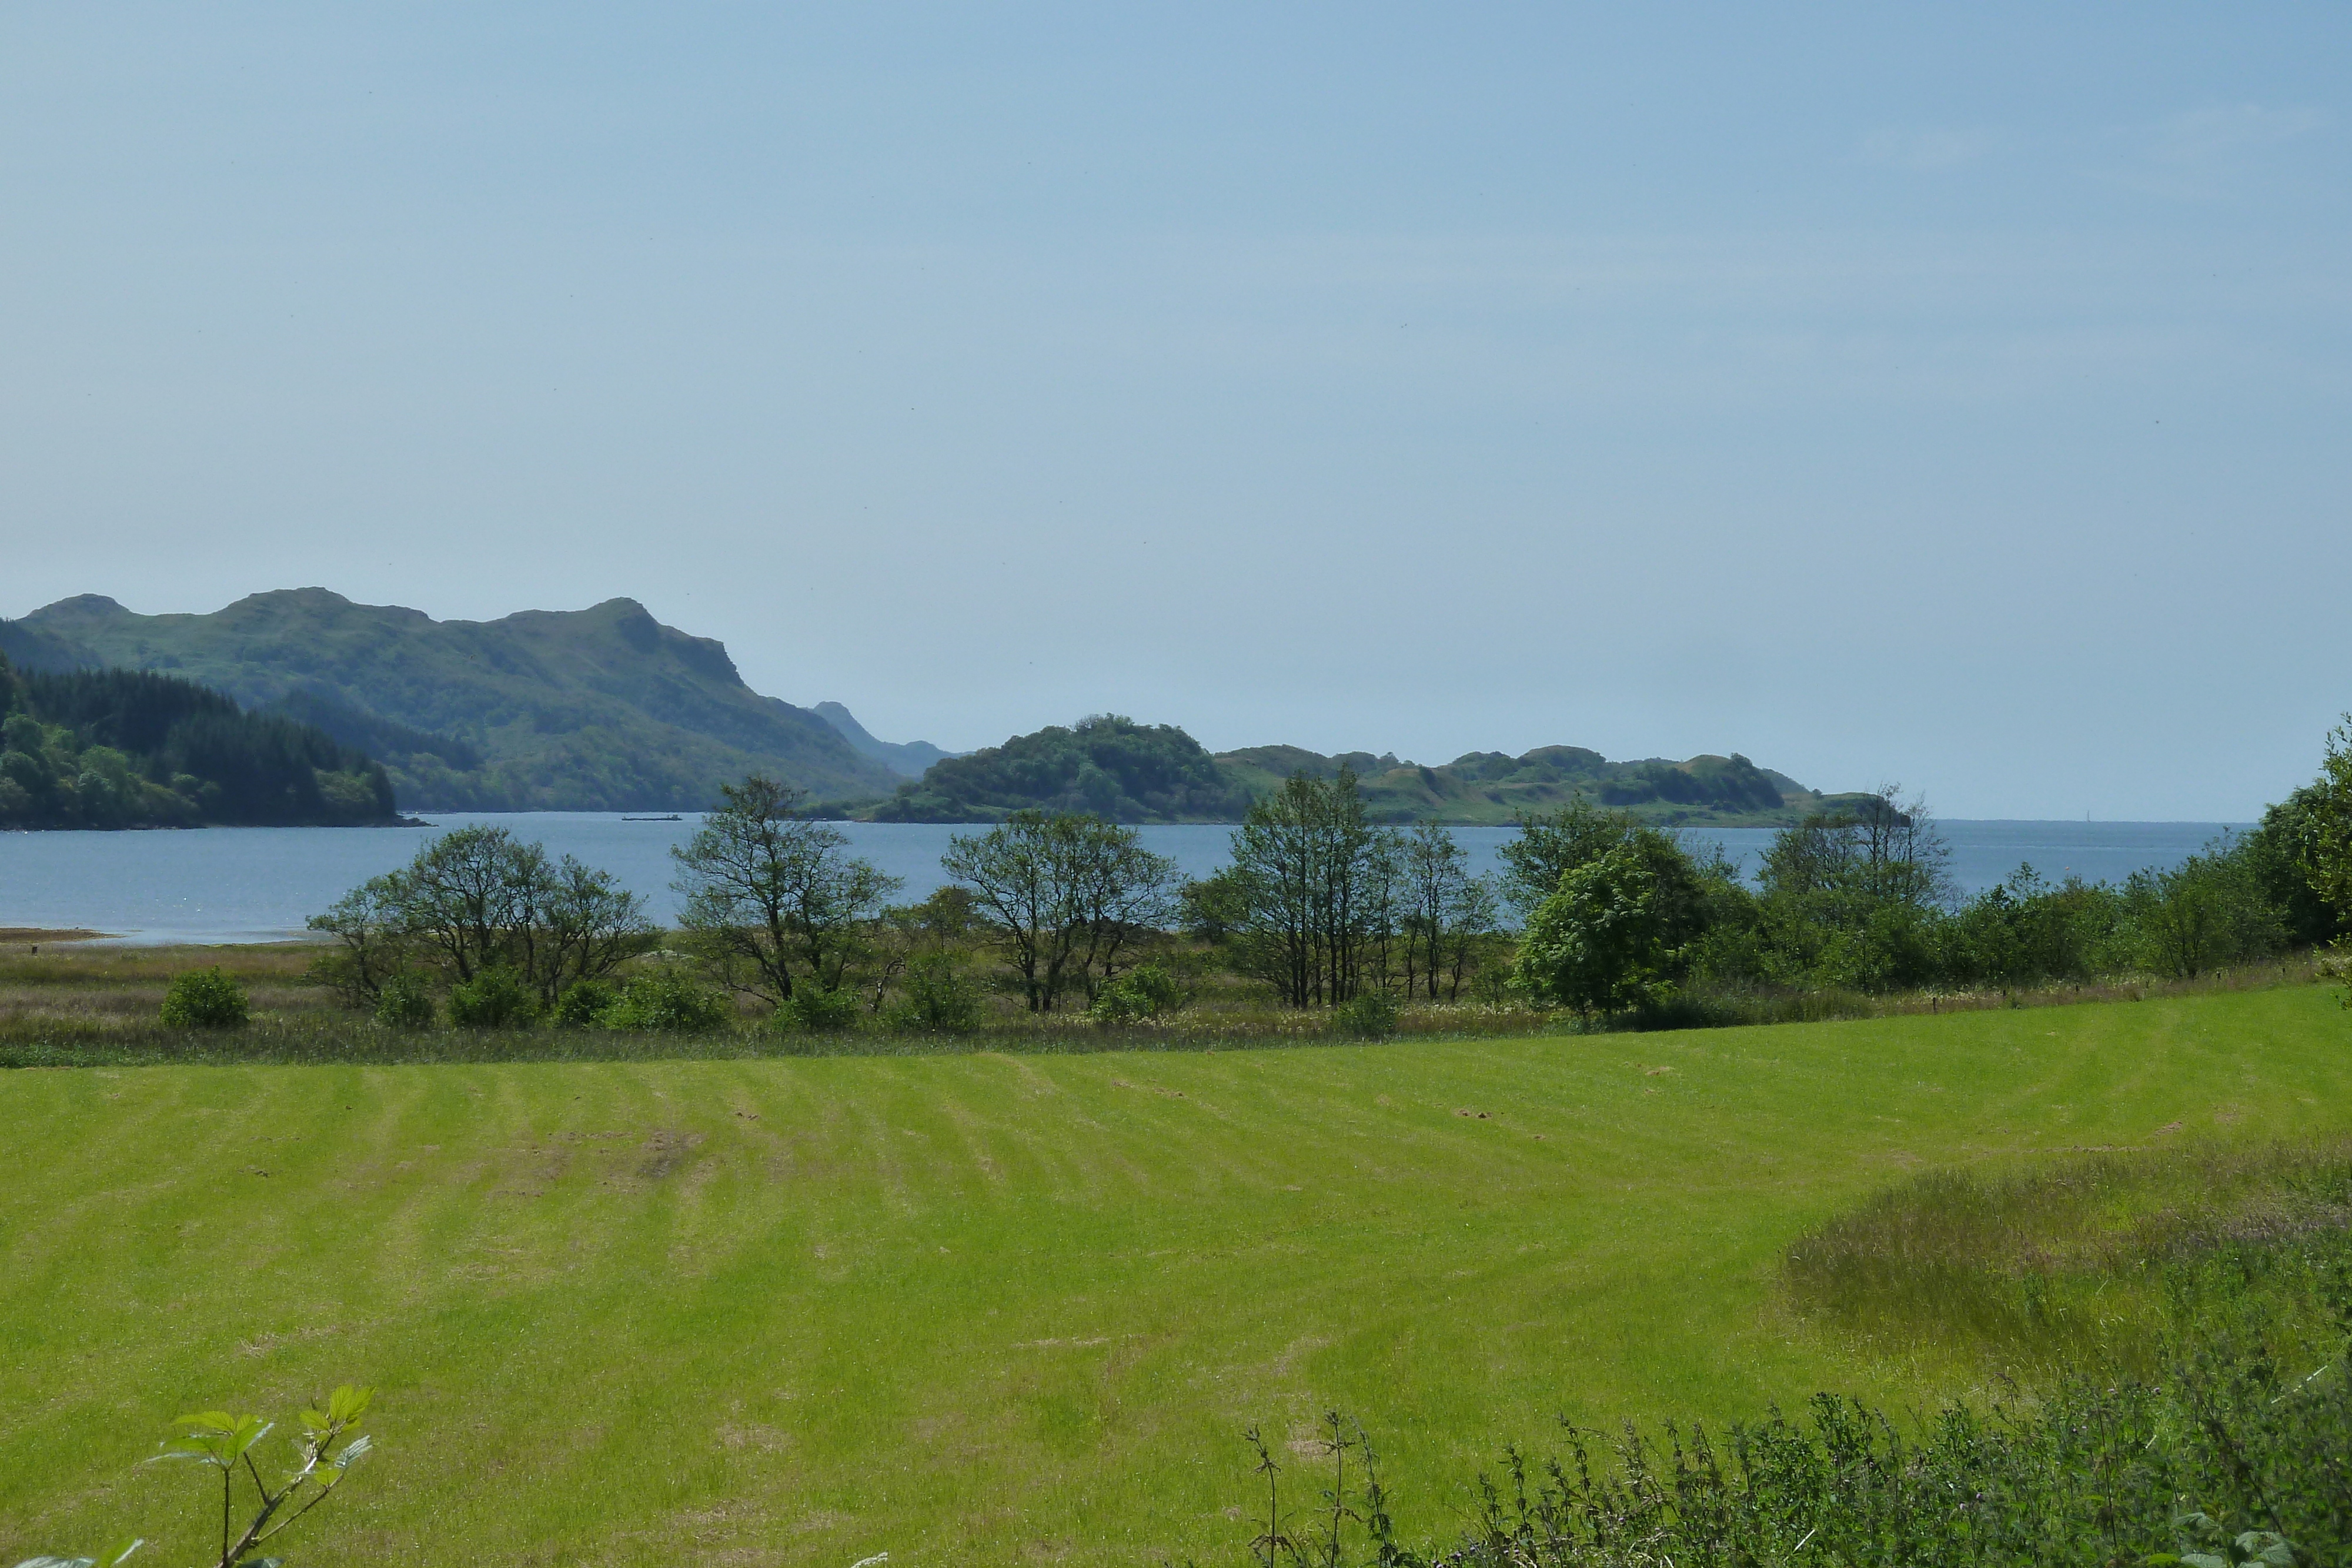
0, 815, 2249, 945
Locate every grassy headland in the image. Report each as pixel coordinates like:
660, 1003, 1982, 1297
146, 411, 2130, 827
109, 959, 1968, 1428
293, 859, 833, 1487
867, 713, 1857, 826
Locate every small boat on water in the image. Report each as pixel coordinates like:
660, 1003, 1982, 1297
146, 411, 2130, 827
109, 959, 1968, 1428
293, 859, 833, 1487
620, 814, 684, 823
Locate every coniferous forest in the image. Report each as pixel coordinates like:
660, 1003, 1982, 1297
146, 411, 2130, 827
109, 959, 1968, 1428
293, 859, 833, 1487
0, 651, 398, 828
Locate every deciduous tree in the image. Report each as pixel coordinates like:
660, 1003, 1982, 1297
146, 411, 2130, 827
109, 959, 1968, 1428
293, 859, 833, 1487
1513, 841, 1676, 1021
671, 774, 901, 1006
942, 810, 1177, 1011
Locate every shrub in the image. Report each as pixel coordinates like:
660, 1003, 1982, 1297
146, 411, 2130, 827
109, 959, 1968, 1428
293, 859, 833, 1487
604, 972, 730, 1033
446, 966, 537, 1029
373, 972, 435, 1029
881, 953, 983, 1034
1088, 961, 1185, 1025
159, 968, 248, 1028
1332, 989, 1399, 1039
773, 984, 860, 1032
552, 977, 619, 1029
1513, 842, 1676, 1018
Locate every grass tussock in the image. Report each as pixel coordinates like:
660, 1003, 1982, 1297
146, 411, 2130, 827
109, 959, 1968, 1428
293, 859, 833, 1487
1784, 1136, 2352, 1377
1233, 1148, 2352, 1566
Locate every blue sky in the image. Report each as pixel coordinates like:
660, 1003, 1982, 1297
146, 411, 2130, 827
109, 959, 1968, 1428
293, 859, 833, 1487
4, 5, 2347, 817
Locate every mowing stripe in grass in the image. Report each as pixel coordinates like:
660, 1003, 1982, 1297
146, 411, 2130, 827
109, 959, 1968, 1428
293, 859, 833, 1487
3, 983, 2348, 1565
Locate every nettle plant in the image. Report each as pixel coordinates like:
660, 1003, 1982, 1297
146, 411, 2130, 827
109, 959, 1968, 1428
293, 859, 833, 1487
18, 1385, 375, 1568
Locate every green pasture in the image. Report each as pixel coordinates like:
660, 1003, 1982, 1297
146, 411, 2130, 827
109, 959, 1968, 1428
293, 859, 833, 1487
4, 984, 2347, 1566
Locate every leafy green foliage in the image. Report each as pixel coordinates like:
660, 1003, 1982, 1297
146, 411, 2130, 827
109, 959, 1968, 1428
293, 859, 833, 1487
880, 952, 984, 1034
604, 972, 730, 1032
0, 653, 393, 829
372, 972, 435, 1029
1512, 843, 1678, 1019
551, 977, 619, 1028
1936, 864, 2115, 988
1330, 989, 1400, 1038
1687, 816, 2298, 1001
308, 824, 657, 1010
773, 984, 861, 1032
877, 714, 1251, 823
1220, 770, 1392, 1008
944, 809, 1177, 1011
149, 1384, 373, 1568
447, 967, 537, 1028
2118, 835, 2288, 979
2306, 717, 2352, 930
21, 1384, 376, 1568
1089, 961, 1185, 1024
672, 775, 902, 1005
2240, 785, 2348, 950
1398, 823, 1501, 1002
158, 969, 248, 1029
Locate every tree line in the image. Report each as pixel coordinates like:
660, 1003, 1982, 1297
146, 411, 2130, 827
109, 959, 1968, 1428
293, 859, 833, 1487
303, 718, 2352, 1034
0, 653, 397, 828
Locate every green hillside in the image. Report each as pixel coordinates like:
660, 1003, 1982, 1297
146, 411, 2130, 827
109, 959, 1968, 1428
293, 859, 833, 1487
1217, 741, 1866, 825
5, 591, 898, 812
2, 984, 2344, 1566
3, 591, 1854, 824
871, 716, 1855, 825
872, 713, 1252, 821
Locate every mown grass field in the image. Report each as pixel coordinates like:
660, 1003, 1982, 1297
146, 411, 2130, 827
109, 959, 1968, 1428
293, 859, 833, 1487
4, 982, 2348, 1566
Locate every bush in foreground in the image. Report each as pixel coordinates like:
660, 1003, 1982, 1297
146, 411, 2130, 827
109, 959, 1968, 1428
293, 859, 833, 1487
880, 952, 984, 1034
552, 977, 619, 1028
158, 968, 248, 1029
373, 972, 435, 1029
773, 984, 860, 1033
1331, 990, 1399, 1039
604, 972, 730, 1032
446, 966, 536, 1029
1090, 961, 1184, 1024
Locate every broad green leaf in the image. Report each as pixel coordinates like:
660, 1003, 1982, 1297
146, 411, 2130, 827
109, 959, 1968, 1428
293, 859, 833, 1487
326, 1385, 373, 1422
173, 1411, 239, 1435
152, 1434, 231, 1467
226, 1418, 272, 1459
332, 1433, 373, 1468
14, 1556, 98, 1567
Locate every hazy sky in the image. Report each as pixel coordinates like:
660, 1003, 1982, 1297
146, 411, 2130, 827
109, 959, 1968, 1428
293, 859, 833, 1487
5, 5, 2348, 818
